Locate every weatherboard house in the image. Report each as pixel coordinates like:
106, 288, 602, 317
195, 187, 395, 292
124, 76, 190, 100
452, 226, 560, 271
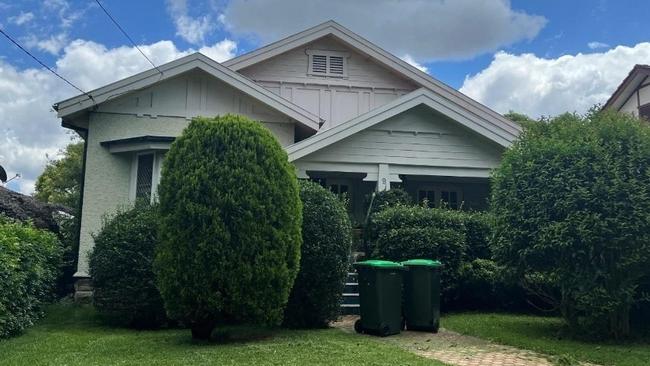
53, 21, 521, 297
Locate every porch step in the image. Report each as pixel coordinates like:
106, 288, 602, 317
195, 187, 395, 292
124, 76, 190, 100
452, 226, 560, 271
340, 271, 360, 315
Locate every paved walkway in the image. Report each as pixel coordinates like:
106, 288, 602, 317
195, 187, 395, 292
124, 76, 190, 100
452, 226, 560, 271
332, 316, 595, 366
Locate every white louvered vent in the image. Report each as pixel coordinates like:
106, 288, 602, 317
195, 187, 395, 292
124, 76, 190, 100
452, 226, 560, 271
312, 55, 327, 74
329, 56, 344, 75
307, 50, 349, 77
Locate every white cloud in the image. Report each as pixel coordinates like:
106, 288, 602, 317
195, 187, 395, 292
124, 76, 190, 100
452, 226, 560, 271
24, 33, 69, 55
401, 54, 428, 73
460, 43, 650, 118
9, 11, 34, 25
221, 0, 546, 60
1, 37, 236, 195
166, 0, 215, 45
588, 41, 609, 50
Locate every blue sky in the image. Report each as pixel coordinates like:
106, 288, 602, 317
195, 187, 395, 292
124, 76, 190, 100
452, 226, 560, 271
1, 0, 649, 194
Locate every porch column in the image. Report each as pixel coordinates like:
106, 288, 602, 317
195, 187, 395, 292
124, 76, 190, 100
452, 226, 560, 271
376, 163, 401, 191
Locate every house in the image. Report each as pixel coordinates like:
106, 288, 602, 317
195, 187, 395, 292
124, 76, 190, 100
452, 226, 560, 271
53, 21, 521, 298
603, 64, 650, 120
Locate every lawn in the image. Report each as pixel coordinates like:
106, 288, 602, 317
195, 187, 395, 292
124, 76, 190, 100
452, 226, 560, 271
0, 304, 443, 366
443, 313, 650, 366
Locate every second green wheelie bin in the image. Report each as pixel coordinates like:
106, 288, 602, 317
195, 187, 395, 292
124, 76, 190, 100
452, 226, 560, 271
401, 259, 442, 332
353, 260, 405, 337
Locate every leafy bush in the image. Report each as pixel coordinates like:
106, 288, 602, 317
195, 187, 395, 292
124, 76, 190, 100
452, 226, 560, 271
367, 188, 412, 216
0, 216, 62, 338
283, 181, 352, 328
155, 115, 302, 339
491, 109, 650, 338
89, 203, 166, 328
370, 205, 466, 306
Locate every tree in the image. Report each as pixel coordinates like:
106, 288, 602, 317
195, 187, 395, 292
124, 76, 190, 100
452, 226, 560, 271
34, 141, 84, 209
491, 109, 650, 338
34, 139, 84, 296
154, 115, 302, 340
503, 111, 536, 126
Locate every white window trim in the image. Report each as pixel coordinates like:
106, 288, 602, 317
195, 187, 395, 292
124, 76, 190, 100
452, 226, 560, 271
129, 151, 166, 203
327, 177, 352, 196
306, 49, 350, 78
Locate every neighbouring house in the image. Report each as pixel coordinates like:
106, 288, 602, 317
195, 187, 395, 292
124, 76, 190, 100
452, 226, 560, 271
53, 21, 521, 298
603, 64, 650, 120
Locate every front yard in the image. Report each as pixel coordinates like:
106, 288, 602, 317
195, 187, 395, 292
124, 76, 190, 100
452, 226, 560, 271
443, 313, 650, 366
0, 304, 442, 366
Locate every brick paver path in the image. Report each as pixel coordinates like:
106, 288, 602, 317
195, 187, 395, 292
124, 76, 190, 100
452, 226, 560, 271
332, 316, 597, 366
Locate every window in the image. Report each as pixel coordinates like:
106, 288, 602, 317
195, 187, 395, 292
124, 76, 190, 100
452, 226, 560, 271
329, 184, 349, 195
639, 103, 650, 121
131, 152, 164, 203
135, 154, 154, 200
417, 186, 462, 209
306, 50, 349, 77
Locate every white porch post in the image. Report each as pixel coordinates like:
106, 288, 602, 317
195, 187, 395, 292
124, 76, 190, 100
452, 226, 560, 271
376, 163, 401, 191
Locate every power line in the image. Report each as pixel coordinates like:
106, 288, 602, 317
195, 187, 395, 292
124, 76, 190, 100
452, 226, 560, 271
0, 28, 94, 102
94, 0, 163, 75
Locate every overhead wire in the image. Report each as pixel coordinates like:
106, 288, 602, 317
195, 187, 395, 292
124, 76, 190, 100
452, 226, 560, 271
0, 28, 95, 103
94, 0, 163, 75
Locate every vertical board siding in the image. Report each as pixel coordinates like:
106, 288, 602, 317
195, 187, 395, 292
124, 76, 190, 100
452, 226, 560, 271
239, 35, 418, 128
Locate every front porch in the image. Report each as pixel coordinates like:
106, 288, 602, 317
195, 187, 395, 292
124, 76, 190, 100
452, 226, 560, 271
303, 169, 490, 225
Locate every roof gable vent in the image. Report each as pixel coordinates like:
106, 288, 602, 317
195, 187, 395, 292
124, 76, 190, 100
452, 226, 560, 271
306, 50, 349, 77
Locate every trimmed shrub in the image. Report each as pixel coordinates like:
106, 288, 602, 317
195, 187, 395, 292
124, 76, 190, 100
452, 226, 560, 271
491, 109, 650, 338
89, 203, 166, 328
283, 181, 352, 328
155, 115, 302, 339
370, 205, 466, 306
0, 216, 62, 338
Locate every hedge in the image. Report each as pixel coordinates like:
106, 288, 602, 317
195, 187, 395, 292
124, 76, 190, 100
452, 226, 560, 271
155, 115, 302, 339
89, 203, 166, 328
0, 216, 62, 338
283, 180, 352, 328
491, 109, 650, 338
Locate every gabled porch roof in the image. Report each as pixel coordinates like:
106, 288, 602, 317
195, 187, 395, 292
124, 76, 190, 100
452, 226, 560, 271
287, 88, 521, 162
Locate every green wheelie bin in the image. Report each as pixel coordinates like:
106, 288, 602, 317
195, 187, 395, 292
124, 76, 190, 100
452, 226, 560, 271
401, 259, 442, 332
353, 260, 405, 337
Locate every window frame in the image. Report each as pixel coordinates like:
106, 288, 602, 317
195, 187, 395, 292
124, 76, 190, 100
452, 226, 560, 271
639, 103, 650, 121
306, 50, 350, 78
129, 151, 165, 203
416, 185, 463, 209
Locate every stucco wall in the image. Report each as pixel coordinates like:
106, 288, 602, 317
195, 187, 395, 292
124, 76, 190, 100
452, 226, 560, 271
620, 85, 650, 116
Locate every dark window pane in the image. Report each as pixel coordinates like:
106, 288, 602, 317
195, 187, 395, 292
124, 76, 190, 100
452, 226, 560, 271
340, 185, 349, 194
449, 191, 458, 209
418, 190, 426, 201
136, 154, 154, 200
640, 104, 650, 121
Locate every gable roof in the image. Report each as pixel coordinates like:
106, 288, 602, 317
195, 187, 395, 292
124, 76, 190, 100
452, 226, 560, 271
603, 64, 650, 111
225, 20, 519, 133
286, 88, 520, 162
53, 53, 320, 131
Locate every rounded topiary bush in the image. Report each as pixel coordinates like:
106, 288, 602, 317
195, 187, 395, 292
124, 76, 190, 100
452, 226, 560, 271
89, 203, 166, 328
492, 110, 650, 338
154, 115, 302, 339
283, 180, 352, 328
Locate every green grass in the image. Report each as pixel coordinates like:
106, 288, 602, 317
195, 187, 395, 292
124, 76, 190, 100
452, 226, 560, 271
0, 304, 442, 366
443, 313, 650, 366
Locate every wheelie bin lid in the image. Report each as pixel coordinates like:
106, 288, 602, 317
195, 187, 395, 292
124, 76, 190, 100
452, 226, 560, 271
354, 260, 404, 269
401, 259, 442, 267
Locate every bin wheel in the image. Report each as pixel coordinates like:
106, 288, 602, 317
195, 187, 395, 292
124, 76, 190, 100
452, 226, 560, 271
379, 324, 391, 337
354, 319, 364, 334
432, 321, 439, 334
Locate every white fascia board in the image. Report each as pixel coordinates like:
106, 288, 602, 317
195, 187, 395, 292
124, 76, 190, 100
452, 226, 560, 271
224, 20, 521, 136
55, 53, 320, 131
287, 89, 517, 162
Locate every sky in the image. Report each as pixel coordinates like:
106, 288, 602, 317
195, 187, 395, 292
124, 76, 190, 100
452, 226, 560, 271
1, 0, 649, 194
